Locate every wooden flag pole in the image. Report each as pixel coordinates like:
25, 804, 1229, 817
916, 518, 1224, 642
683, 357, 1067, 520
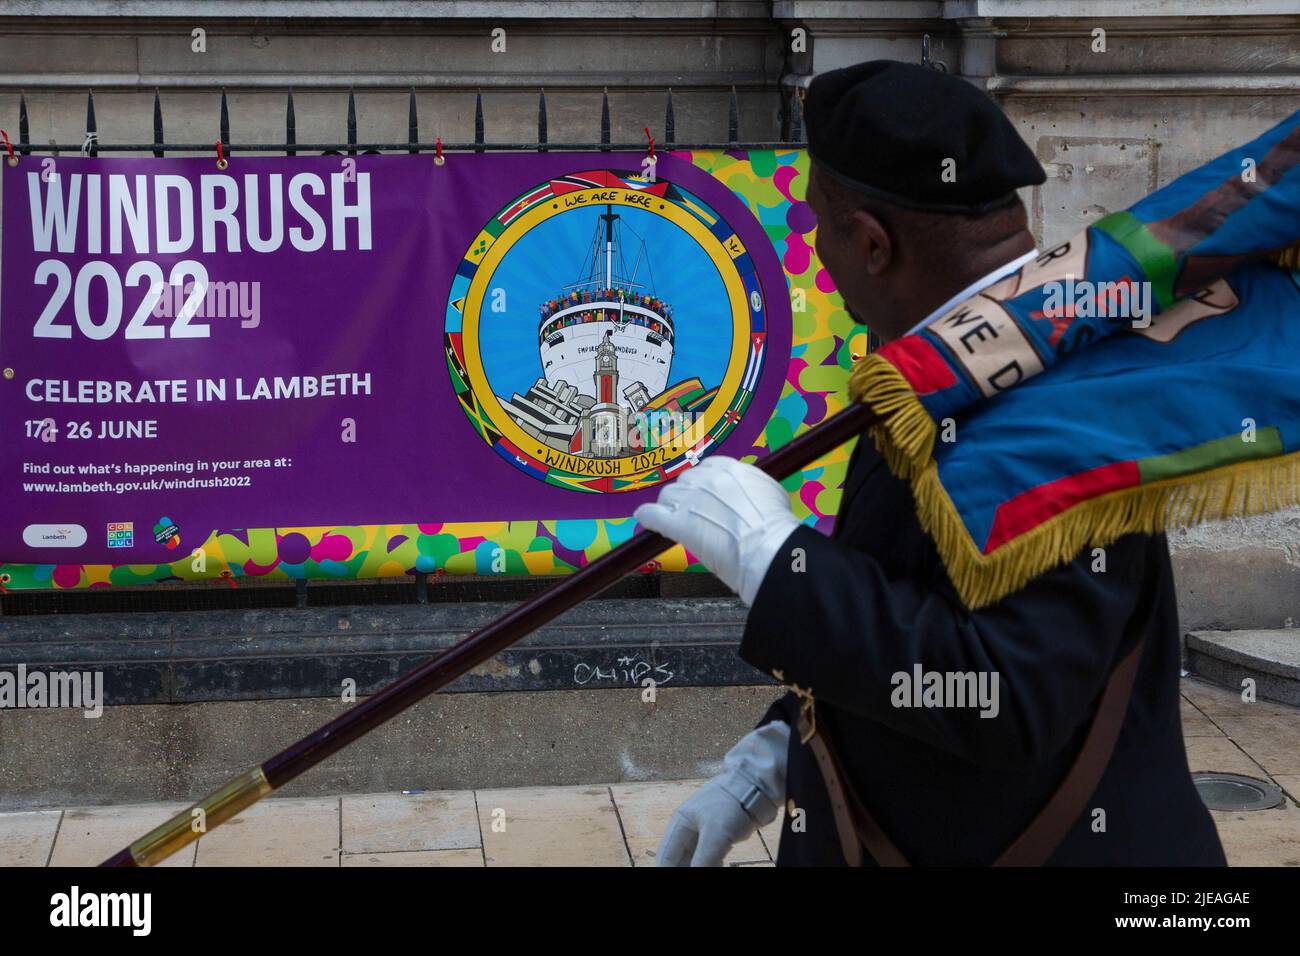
100, 401, 881, 867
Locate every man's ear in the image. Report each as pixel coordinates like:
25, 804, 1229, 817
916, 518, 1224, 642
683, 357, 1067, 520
851, 210, 892, 276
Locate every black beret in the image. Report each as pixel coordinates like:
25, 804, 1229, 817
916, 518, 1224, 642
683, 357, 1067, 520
805, 60, 1045, 214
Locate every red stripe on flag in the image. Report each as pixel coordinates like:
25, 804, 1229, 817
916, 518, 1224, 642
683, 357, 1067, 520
501, 186, 554, 221
879, 336, 958, 396
550, 180, 597, 195
984, 460, 1141, 555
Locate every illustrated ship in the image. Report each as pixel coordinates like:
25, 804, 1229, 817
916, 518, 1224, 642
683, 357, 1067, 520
537, 205, 675, 399
501, 205, 711, 459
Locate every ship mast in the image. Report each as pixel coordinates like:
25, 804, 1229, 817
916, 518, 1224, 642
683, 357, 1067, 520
600, 205, 617, 289
557, 202, 658, 301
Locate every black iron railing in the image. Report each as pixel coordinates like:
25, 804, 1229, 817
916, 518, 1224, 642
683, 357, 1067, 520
4, 86, 807, 158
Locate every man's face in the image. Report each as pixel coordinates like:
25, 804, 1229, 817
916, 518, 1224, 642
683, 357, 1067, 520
806, 163, 891, 335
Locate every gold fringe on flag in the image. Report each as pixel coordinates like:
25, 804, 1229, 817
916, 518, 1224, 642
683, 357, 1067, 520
1273, 240, 1300, 269
848, 352, 1300, 610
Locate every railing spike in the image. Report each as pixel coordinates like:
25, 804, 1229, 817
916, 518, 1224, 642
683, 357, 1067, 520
219, 88, 230, 158
347, 88, 357, 156
474, 90, 484, 153
285, 89, 296, 156
18, 91, 30, 154
537, 88, 547, 152
790, 87, 804, 143
600, 87, 610, 151
728, 86, 739, 145
152, 89, 164, 158
85, 89, 97, 157
408, 88, 418, 154
665, 88, 675, 146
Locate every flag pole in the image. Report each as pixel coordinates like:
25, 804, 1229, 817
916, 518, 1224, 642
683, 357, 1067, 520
100, 401, 881, 867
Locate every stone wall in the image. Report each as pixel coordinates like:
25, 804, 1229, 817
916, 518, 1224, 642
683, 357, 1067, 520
3, 0, 1298, 626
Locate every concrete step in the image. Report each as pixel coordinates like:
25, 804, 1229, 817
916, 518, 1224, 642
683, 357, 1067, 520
0, 595, 779, 810
1186, 630, 1300, 707
0, 685, 782, 811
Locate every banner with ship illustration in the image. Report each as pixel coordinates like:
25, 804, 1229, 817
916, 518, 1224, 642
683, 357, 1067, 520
0, 150, 862, 588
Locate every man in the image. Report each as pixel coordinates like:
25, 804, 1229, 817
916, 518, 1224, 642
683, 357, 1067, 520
637, 60, 1225, 866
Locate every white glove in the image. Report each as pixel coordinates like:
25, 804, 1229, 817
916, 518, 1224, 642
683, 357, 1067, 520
633, 456, 801, 605
656, 721, 790, 867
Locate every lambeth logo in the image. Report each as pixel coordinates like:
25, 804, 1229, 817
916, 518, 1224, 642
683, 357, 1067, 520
106, 521, 134, 548
445, 169, 770, 492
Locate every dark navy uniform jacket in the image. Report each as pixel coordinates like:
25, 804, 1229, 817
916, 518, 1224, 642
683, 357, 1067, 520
742, 436, 1225, 866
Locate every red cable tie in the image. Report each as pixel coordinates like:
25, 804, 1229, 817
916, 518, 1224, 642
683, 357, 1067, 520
644, 127, 655, 160
0, 130, 14, 164
215, 140, 226, 168
435, 136, 444, 165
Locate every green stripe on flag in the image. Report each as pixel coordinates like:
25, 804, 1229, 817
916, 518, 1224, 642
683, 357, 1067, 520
1092, 211, 1178, 310
1137, 427, 1284, 484
445, 357, 468, 393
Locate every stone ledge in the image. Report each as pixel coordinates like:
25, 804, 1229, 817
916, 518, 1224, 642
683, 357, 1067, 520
1, 1, 778, 20
0, 684, 782, 811
987, 74, 1300, 96
1186, 629, 1300, 707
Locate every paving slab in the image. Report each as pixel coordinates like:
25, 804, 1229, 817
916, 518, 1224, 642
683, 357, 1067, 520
1181, 677, 1300, 717
1184, 736, 1269, 778
341, 790, 480, 854
758, 815, 784, 858
0, 810, 61, 867
50, 803, 195, 867
1272, 775, 1300, 805
610, 779, 771, 866
476, 784, 629, 866
1181, 696, 1223, 737
1212, 806, 1300, 867
341, 848, 483, 867
1212, 716, 1300, 776
194, 796, 339, 867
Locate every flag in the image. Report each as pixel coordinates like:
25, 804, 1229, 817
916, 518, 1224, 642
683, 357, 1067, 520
849, 111, 1300, 609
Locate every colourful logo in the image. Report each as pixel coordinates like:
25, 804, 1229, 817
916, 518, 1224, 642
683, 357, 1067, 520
445, 168, 769, 493
106, 522, 134, 549
152, 517, 180, 549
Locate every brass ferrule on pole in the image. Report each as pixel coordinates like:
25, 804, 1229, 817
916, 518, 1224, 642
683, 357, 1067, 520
127, 767, 272, 867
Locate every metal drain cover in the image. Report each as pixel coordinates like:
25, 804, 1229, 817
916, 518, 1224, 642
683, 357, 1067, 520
1193, 772, 1286, 811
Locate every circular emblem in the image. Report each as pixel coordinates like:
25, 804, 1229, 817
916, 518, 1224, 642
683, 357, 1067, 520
445, 169, 769, 493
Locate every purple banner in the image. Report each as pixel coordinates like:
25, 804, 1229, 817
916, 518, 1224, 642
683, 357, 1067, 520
1, 152, 795, 571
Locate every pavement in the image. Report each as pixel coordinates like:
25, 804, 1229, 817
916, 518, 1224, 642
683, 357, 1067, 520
2, 677, 1297, 867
